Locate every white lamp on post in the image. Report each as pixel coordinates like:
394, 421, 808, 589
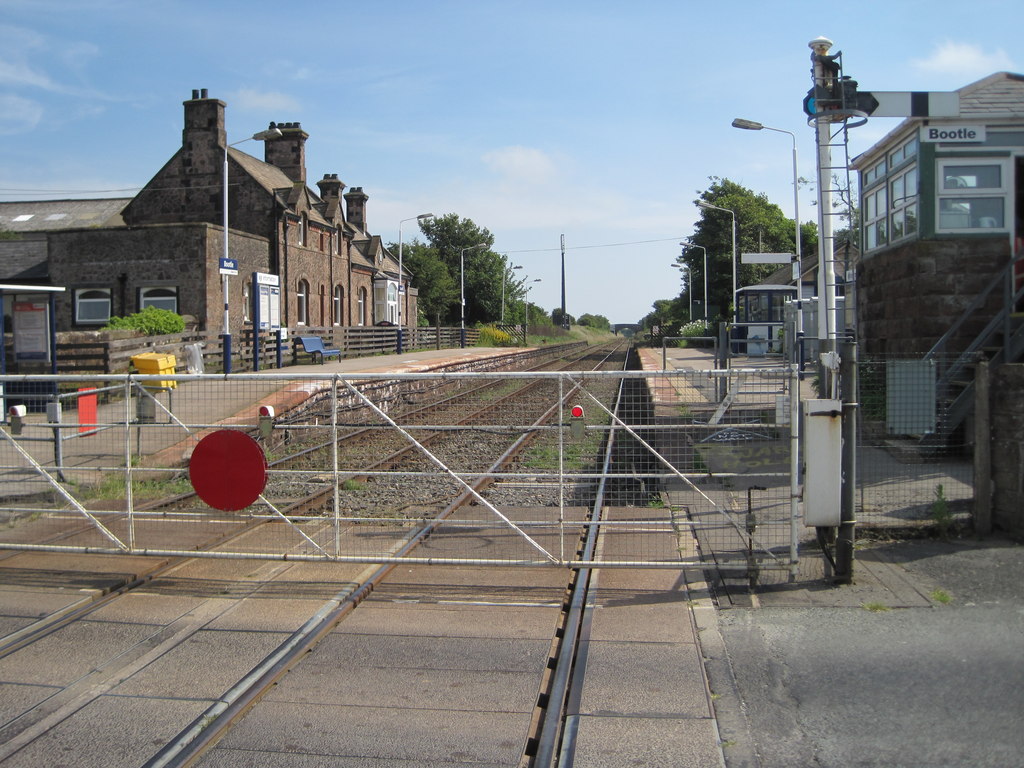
460, 243, 487, 347
222, 125, 281, 372
696, 200, 737, 322
679, 240, 708, 326
397, 212, 433, 353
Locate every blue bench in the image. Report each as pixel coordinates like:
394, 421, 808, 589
296, 335, 341, 364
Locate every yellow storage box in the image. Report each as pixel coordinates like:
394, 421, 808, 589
131, 352, 177, 389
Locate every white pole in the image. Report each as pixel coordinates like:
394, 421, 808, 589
810, 36, 838, 344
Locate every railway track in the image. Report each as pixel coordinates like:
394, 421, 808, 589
0, 341, 684, 767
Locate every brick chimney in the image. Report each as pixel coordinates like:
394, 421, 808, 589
263, 121, 308, 184
316, 173, 345, 201
344, 186, 368, 231
182, 88, 226, 176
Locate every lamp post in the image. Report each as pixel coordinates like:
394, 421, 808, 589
460, 243, 486, 347
524, 278, 541, 335
679, 240, 708, 325
222, 126, 281, 371
672, 263, 692, 319
397, 212, 433, 353
503, 263, 522, 323
696, 200, 737, 322
731, 118, 803, 290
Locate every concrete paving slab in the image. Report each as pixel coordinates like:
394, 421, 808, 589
573, 715, 723, 768
307, 632, 550, 675
336, 603, 559, 641
0, 682, 59, 729
268, 662, 538, 713
213, 700, 530, 765
0, 619, 161, 686
2, 693, 211, 768
109, 628, 289, 699
577, 640, 711, 718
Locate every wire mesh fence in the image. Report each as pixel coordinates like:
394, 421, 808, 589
856, 355, 975, 531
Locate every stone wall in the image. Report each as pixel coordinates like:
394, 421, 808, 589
857, 236, 1009, 357
48, 223, 272, 332
990, 364, 1024, 537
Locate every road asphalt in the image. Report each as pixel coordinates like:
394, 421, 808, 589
705, 533, 1024, 768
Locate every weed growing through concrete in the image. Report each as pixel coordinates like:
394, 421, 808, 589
930, 484, 953, 539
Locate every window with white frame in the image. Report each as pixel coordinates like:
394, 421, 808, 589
333, 285, 343, 325
75, 288, 111, 324
864, 185, 888, 250
937, 160, 1006, 230
889, 164, 918, 241
357, 288, 367, 326
296, 279, 309, 325
139, 286, 178, 313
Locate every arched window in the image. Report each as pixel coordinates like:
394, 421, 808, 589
74, 288, 111, 325
297, 279, 309, 326
318, 283, 326, 325
333, 285, 344, 325
299, 213, 308, 247
139, 286, 178, 313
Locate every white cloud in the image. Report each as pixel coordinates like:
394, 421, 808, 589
0, 93, 43, 134
912, 41, 1016, 79
229, 88, 301, 114
482, 145, 558, 184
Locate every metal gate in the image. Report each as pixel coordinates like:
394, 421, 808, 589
0, 368, 800, 573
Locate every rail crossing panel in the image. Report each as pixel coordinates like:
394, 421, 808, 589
0, 369, 800, 574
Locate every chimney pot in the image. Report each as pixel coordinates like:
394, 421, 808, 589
200, 88, 208, 99
192, 89, 199, 100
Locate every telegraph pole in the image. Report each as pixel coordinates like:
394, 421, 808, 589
560, 234, 567, 328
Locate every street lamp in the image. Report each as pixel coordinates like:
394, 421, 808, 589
679, 240, 708, 325
222, 125, 281, 371
524, 278, 541, 334
502, 263, 522, 323
397, 212, 433, 353
696, 200, 737, 322
672, 263, 692, 319
731, 118, 802, 289
460, 243, 487, 347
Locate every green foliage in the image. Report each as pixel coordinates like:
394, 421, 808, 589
476, 325, 513, 347
0, 226, 19, 241
418, 214, 503, 326
551, 307, 575, 327
930, 484, 953, 539
577, 313, 611, 331
682, 176, 818, 320
104, 306, 185, 336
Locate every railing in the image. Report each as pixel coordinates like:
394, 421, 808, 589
4, 326, 486, 376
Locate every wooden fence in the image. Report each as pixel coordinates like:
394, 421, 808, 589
3, 326, 485, 375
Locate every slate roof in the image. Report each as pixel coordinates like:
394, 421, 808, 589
0, 198, 130, 232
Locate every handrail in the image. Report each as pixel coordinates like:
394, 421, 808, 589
925, 254, 1023, 361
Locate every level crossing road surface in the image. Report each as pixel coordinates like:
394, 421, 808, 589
0, 344, 729, 767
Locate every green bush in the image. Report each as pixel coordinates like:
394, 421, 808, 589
104, 307, 185, 336
476, 325, 513, 347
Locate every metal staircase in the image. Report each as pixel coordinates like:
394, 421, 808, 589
921, 254, 1024, 448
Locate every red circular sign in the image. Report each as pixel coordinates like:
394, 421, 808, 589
189, 430, 267, 511
570, 405, 584, 418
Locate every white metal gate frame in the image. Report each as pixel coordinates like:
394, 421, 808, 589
0, 369, 801, 572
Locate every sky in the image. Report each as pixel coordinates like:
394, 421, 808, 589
1, 0, 1021, 324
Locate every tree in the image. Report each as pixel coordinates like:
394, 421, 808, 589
577, 313, 611, 331
415, 214, 506, 326
399, 242, 458, 326
683, 177, 817, 320
551, 308, 575, 327
388, 213, 509, 327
